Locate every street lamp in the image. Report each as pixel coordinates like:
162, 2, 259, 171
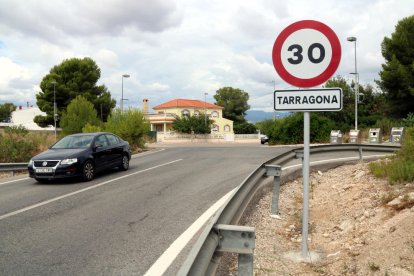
50, 81, 57, 140
347, 36, 358, 130
121, 74, 130, 112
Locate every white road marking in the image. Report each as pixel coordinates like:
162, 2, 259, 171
0, 159, 182, 221
131, 148, 165, 159
144, 187, 237, 276
0, 177, 30, 186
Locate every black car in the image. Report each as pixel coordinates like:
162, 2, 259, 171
28, 132, 131, 182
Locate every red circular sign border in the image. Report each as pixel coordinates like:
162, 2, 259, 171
272, 20, 341, 88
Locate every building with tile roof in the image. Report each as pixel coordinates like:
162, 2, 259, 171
147, 99, 233, 136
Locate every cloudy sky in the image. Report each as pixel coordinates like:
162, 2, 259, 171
0, 0, 413, 112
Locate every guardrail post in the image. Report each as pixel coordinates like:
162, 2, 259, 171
358, 145, 363, 161
214, 224, 255, 276
295, 150, 304, 161
265, 165, 282, 219
238, 253, 253, 275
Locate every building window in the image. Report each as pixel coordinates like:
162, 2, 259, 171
194, 110, 200, 117
182, 109, 190, 118
224, 125, 231, 132
211, 111, 219, 118
211, 124, 219, 132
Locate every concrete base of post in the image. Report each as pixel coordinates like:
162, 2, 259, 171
270, 214, 282, 220
283, 251, 321, 263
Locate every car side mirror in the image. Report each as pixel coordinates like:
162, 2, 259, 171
94, 143, 103, 150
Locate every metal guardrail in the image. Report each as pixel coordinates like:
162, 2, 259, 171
178, 143, 400, 275
0, 162, 28, 173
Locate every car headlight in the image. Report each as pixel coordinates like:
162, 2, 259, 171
61, 158, 78, 165
28, 159, 33, 166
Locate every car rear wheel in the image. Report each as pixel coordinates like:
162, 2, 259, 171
119, 154, 129, 171
82, 160, 95, 181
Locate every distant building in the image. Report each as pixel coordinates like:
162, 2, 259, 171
147, 99, 233, 135
0, 106, 54, 131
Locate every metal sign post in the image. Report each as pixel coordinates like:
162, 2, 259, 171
302, 111, 310, 256
272, 20, 342, 259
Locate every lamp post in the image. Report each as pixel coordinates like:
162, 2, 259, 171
51, 81, 57, 140
121, 74, 130, 112
347, 36, 358, 130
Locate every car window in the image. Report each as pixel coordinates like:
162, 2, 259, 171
73, 136, 93, 148
106, 134, 120, 146
52, 135, 94, 149
95, 135, 109, 147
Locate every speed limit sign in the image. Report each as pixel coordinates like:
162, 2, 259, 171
272, 20, 341, 88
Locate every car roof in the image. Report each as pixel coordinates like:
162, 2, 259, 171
68, 132, 112, 137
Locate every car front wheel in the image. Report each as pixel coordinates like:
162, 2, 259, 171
82, 160, 95, 181
119, 154, 129, 171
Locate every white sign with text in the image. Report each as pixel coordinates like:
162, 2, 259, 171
274, 88, 342, 111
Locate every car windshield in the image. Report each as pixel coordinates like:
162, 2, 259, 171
51, 135, 94, 149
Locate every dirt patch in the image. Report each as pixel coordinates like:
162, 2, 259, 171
228, 161, 414, 275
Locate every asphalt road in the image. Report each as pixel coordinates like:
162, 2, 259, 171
0, 144, 292, 275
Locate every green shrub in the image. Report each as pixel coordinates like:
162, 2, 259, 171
172, 114, 211, 134
233, 122, 257, 134
369, 127, 414, 184
369, 159, 390, 179
105, 108, 150, 149
402, 113, 414, 127
60, 95, 100, 135
388, 160, 414, 183
4, 125, 29, 136
82, 123, 103, 133
256, 119, 275, 136
267, 113, 335, 144
399, 127, 414, 162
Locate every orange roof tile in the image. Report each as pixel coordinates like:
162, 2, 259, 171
153, 99, 223, 110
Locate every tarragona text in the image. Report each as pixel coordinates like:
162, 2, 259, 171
275, 95, 339, 105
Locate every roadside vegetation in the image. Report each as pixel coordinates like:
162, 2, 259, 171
369, 127, 414, 184
172, 114, 212, 134
0, 105, 150, 162
0, 126, 55, 163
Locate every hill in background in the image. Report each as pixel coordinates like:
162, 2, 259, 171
246, 110, 290, 123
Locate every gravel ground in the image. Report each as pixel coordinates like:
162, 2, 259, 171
224, 161, 414, 275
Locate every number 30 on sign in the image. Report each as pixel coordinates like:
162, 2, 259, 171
272, 20, 341, 88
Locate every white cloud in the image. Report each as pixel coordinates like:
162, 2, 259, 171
0, 57, 31, 89
0, 0, 413, 112
95, 49, 120, 68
